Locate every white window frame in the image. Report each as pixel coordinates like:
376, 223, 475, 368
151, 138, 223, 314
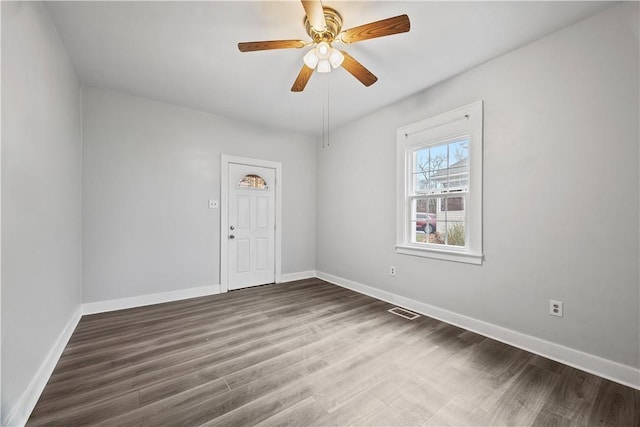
396, 101, 483, 264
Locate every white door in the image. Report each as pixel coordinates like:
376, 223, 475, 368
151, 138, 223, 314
227, 163, 276, 290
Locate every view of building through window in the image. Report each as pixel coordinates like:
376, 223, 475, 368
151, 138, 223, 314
412, 138, 469, 247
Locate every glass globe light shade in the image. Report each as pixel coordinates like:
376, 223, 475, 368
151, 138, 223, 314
316, 42, 331, 60
303, 49, 319, 69
329, 48, 344, 68
317, 59, 331, 73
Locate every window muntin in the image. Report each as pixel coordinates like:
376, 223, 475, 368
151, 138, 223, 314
396, 101, 483, 264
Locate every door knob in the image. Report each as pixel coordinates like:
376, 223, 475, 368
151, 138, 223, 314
229, 235, 235, 239
230, 226, 235, 230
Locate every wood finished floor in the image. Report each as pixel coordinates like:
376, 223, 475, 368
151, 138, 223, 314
28, 279, 639, 426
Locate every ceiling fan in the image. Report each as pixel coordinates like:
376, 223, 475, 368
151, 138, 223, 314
238, 0, 410, 92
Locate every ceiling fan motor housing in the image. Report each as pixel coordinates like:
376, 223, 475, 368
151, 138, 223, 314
304, 7, 343, 43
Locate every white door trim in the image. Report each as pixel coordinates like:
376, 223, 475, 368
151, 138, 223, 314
220, 154, 282, 292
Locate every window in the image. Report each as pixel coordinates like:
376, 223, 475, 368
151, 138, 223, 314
238, 174, 268, 190
396, 101, 483, 264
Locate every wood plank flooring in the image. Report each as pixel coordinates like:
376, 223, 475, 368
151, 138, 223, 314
27, 279, 639, 426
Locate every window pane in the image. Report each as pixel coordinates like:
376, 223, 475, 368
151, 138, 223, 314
429, 144, 448, 175
442, 197, 466, 246
412, 198, 438, 244
413, 172, 429, 192
412, 196, 466, 247
446, 196, 464, 211
448, 163, 468, 189
445, 221, 466, 247
448, 140, 469, 167
412, 199, 433, 242
428, 144, 448, 190
429, 175, 443, 191
413, 149, 430, 193
447, 140, 468, 189
415, 148, 429, 169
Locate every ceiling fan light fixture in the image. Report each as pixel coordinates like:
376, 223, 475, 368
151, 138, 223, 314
317, 59, 332, 73
304, 42, 341, 72
303, 49, 319, 69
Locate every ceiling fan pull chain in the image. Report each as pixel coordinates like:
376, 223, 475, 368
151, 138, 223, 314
322, 104, 325, 149
327, 76, 331, 147
322, 80, 325, 149
321, 76, 330, 148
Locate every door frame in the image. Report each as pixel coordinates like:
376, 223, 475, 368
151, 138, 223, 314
220, 154, 282, 292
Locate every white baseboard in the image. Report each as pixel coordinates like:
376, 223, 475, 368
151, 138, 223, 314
279, 270, 317, 283
4, 306, 82, 427
316, 271, 640, 390
82, 284, 221, 315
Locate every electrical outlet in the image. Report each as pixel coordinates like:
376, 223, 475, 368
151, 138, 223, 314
208, 199, 219, 209
550, 300, 563, 317
390, 266, 396, 276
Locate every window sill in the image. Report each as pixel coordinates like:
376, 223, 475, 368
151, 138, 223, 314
395, 244, 483, 265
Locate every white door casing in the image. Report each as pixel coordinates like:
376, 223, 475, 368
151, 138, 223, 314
220, 155, 282, 291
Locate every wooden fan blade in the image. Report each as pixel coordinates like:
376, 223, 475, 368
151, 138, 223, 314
238, 40, 307, 52
301, 0, 326, 32
291, 64, 315, 92
340, 51, 378, 87
339, 14, 410, 44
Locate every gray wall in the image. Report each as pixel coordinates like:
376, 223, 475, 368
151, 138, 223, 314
82, 87, 316, 303
316, 3, 639, 369
1, 2, 637, 422
1, 1, 83, 422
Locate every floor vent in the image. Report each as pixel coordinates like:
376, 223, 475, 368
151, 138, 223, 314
388, 307, 420, 320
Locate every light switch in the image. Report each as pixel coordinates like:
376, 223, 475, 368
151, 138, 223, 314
208, 200, 219, 209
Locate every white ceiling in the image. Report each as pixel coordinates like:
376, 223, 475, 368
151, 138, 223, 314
45, 1, 614, 137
